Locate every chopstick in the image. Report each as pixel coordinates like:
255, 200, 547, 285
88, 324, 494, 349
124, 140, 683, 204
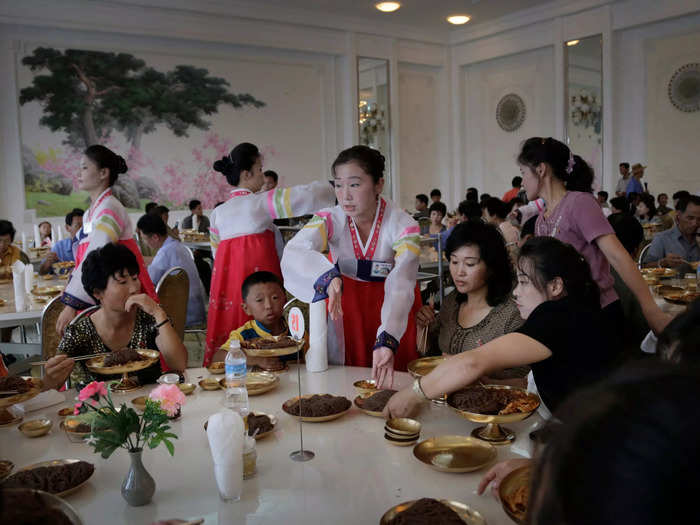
0, 390, 19, 395
33, 352, 109, 366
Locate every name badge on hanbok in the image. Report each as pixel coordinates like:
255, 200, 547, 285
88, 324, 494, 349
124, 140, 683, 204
370, 261, 393, 278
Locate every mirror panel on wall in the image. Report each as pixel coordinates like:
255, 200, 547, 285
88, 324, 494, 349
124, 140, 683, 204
357, 57, 391, 197
565, 35, 603, 187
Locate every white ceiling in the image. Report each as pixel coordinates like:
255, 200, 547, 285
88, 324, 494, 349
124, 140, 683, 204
247, 0, 554, 32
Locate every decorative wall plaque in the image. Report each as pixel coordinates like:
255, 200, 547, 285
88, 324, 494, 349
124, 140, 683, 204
668, 63, 700, 113
496, 93, 526, 132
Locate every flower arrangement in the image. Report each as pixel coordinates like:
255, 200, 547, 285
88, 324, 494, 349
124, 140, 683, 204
149, 384, 186, 419
72, 381, 181, 458
570, 89, 601, 134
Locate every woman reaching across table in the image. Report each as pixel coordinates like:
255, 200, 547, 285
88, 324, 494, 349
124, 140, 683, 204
203, 142, 334, 366
384, 236, 617, 419
282, 145, 421, 388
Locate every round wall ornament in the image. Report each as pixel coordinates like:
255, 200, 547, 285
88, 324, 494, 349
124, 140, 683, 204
496, 93, 526, 132
668, 63, 700, 113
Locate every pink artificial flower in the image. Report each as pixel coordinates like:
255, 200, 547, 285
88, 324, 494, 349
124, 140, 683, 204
78, 381, 108, 402
149, 384, 186, 417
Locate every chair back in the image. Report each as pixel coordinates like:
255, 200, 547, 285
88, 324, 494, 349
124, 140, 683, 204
40, 296, 66, 360
156, 267, 189, 341
638, 243, 652, 268
71, 305, 101, 326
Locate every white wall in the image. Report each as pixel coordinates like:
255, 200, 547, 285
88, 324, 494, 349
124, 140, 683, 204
614, 12, 700, 197
461, 47, 556, 198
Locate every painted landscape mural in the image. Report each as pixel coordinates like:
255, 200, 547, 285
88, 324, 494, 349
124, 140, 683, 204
17, 45, 325, 217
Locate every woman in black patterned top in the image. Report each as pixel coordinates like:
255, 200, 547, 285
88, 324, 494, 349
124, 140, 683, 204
416, 221, 526, 379
43, 243, 187, 390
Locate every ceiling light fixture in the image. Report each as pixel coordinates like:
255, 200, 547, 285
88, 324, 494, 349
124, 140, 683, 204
375, 2, 401, 12
566, 39, 580, 46
447, 15, 471, 25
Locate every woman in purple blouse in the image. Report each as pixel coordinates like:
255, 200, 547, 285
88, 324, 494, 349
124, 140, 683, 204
516, 137, 670, 335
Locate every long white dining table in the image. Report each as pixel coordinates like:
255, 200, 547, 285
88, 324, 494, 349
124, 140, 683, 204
2, 365, 541, 525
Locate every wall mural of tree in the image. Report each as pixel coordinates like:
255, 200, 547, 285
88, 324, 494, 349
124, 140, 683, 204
19, 47, 265, 215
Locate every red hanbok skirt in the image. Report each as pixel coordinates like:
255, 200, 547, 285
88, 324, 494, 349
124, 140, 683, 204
204, 230, 281, 366
340, 276, 421, 372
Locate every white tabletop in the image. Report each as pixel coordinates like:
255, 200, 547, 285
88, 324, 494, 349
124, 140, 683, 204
3, 366, 541, 525
0, 276, 65, 328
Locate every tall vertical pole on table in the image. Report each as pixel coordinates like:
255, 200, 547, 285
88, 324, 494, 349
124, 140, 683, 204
437, 231, 444, 303
287, 304, 314, 462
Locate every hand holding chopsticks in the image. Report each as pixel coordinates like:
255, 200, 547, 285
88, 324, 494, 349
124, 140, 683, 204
34, 352, 109, 366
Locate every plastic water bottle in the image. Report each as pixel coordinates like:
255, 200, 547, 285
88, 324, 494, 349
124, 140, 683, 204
224, 340, 249, 415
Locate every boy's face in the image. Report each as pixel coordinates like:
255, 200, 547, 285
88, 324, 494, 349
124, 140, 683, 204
242, 282, 286, 327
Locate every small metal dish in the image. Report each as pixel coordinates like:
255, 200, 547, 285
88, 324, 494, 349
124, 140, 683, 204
57, 407, 73, 419
19, 418, 52, 438
384, 433, 418, 447
385, 418, 421, 436
199, 378, 222, 391
207, 362, 226, 375
177, 382, 196, 395
353, 379, 377, 395
131, 396, 147, 411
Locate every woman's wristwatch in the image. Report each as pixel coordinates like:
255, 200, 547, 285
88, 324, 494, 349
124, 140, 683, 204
412, 377, 430, 401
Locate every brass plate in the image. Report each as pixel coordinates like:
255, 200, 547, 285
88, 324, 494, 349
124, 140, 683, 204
16, 459, 94, 497
663, 290, 699, 305
18, 418, 52, 438
0, 413, 23, 427
380, 499, 486, 525
413, 436, 496, 473
447, 385, 540, 424
32, 296, 49, 304
353, 379, 377, 395
41, 274, 54, 281
354, 393, 386, 418
0, 378, 42, 409
177, 383, 196, 395
1, 489, 83, 525
242, 344, 301, 358
218, 371, 280, 395
407, 356, 447, 378
207, 362, 225, 374
31, 285, 64, 297
282, 394, 351, 422
199, 378, 222, 391
386, 418, 421, 436
499, 465, 530, 524
86, 349, 159, 375
641, 267, 677, 278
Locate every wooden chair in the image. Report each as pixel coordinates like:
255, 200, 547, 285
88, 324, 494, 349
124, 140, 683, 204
155, 267, 189, 341
70, 305, 101, 326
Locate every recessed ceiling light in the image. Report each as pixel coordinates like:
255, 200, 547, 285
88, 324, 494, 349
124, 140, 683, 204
375, 2, 401, 12
566, 39, 580, 46
447, 15, 471, 25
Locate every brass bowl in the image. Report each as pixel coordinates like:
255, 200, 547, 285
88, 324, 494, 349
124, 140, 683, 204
19, 418, 53, 438
131, 396, 147, 411
57, 407, 73, 418
199, 378, 222, 391
385, 418, 421, 436
354, 393, 388, 418
177, 382, 196, 395
499, 465, 530, 524
0, 298, 6, 307
380, 499, 486, 525
207, 362, 226, 374
446, 385, 540, 445
407, 356, 447, 378
413, 435, 496, 473
353, 379, 377, 395
62, 419, 91, 442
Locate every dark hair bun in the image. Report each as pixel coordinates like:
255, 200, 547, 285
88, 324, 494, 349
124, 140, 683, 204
213, 156, 235, 177
115, 155, 128, 175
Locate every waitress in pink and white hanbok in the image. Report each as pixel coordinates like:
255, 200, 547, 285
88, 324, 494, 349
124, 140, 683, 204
203, 142, 334, 366
282, 146, 422, 388
55, 145, 157, 335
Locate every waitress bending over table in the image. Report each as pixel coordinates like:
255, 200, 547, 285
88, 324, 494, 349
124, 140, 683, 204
282, 145, 421, 388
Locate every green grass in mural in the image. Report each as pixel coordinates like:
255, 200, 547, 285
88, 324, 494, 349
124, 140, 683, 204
26, 191, 154, 218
